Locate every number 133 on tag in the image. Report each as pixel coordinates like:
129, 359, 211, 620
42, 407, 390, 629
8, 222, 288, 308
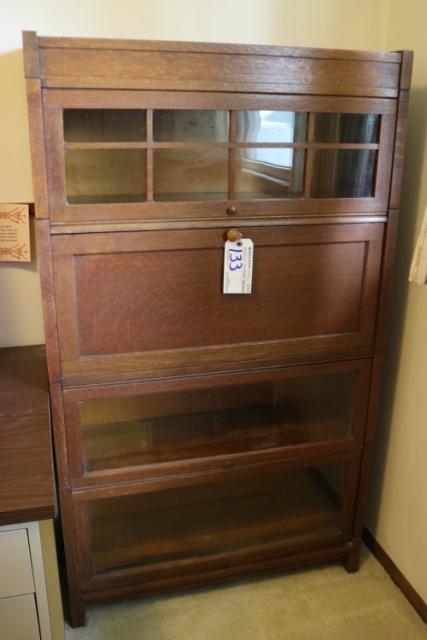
223, 238, 254, 294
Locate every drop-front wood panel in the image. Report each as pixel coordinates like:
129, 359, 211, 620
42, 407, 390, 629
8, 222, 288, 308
51, 223, 383, 380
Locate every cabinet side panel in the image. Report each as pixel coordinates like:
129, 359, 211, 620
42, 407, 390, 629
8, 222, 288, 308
22, 31, 39, 78
36, 219, 61, 381
50, 383, 70, 490
57, 489, 86, 627
26, 80, 49, 217
389, 51, 413, 208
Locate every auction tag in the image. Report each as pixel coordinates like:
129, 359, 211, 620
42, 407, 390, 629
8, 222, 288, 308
223, 238, 254, 294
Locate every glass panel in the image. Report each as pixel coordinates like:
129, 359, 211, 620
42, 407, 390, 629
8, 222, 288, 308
235, 147, 305, 199
313, 113, 379, 144
153, 110, 229, 142
65, 149, 146, 204
236, 111, 307, 143
87, 460, 345, 574
64, 110, 146, 142
310, 149, 377, 198
80, 372, 355, 472
153, 149, 228, 201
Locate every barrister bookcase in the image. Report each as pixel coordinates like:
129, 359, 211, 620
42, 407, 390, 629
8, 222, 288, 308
23, 32, 412, 627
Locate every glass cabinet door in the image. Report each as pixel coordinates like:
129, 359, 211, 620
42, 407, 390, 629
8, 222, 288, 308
74, 452, 358, 582
63, 361, 370, 485
44, 91, 395, 221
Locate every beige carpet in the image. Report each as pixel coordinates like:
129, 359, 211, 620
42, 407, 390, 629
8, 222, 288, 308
66, 548, 426, 640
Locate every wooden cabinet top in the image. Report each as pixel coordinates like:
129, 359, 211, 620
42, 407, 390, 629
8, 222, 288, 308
22, 32, 410, 96
0, 346, 55, 525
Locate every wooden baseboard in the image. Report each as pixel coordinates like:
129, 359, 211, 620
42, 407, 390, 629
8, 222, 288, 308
363, 528, 427, 623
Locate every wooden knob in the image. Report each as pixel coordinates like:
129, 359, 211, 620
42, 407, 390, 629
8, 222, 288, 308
226, 229, 242, 242
226, 206, 237, 215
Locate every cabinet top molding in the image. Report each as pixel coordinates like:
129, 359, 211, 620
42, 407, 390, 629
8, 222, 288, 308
22, 31, 411, 97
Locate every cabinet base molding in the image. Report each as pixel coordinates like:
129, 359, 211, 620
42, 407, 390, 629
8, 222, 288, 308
363, 528, 427, 623
81, 542, 352, 603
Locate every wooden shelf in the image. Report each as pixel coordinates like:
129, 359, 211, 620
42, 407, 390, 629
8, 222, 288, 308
82, 405, 350, 472
67, 194, 147, 204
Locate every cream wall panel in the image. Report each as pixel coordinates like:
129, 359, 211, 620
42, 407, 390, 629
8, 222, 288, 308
367, 0, 427, 605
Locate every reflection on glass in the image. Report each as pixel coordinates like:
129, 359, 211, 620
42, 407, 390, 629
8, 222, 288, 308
153, 148, 228, 201
64, 110, 146, 142
65, 149, 146, 204
236, 111, 307, 143
88, 460, 345, 574
80, 372, 354, 472
310, 149, 377, 198
153, 110, 229, 142
313, 113, 379, 144
235, 147, 305, 199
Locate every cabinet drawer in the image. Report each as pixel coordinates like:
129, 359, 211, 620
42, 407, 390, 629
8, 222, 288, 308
64, 360, 370, 488
0, 594, 40, 640
73, 450, 360, 590
52, 223, 384, 385
0, 529, 34, 598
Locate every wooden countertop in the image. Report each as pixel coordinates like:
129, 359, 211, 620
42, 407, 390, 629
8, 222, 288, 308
0, 345, 55, 525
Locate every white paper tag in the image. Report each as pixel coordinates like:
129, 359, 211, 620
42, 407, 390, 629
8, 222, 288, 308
223, 238, 254, 294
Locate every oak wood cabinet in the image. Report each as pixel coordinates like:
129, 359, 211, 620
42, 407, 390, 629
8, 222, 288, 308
23, 32, 412, 627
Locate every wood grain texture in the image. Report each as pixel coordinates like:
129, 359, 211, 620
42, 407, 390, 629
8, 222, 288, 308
57, 488, 86, 627
49, 383, 70, 490
398, 50, 414, 90
50, 224, 383, 383
36, 220, 62, 382
25, 80, 49, 217
48, 215, 388, 235
36, 36, 401, 62
374, 209, 400, 353
22, 31, 39, 78
0, 346, 54, 525
80, 541, 352, 604
36, 47, 400, 97
389, 91, 411, 209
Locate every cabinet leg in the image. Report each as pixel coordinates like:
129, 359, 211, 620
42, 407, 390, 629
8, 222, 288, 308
344, 538, 362, 573
67, 595, 86, 628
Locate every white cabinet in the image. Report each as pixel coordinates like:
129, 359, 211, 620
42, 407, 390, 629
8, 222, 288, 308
0, 522, 60, 640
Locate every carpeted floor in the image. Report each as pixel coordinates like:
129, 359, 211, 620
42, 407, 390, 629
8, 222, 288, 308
66, 548, 426, 640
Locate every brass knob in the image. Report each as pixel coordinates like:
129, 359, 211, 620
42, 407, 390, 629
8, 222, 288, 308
226, 229, 242, 242
227, 206, 237, 216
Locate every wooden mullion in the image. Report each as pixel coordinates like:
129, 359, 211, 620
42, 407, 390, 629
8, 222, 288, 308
304, 112, 315, 198
63, 141, 379, 151
146, 109, 154, 201
64, 141, 150, 150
